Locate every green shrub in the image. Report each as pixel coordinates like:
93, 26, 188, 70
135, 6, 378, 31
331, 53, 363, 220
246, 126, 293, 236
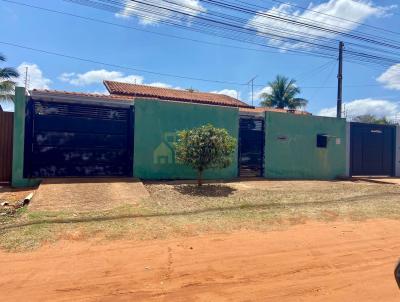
175, 124, 236, 186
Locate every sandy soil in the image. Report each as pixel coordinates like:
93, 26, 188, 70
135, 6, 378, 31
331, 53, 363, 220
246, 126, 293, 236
1, 219, 399, 302
30, 178, 150, 212
0, 186, 34, 204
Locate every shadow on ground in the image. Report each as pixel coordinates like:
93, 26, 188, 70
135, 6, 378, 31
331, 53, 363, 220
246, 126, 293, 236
174, 184, 237, 197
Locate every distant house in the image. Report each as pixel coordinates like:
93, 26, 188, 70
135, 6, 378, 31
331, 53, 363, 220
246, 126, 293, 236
103, 80, 309, 115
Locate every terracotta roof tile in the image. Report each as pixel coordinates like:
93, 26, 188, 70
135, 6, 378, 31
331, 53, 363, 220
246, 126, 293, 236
104, 81, 251, 108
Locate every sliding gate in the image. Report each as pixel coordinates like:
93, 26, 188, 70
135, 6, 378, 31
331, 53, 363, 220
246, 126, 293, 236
24, 99, 134, 178
238, 116, 265, 177
350, 122, 396, 176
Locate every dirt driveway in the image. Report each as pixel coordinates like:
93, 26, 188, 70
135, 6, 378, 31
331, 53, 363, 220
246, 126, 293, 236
1, 219, 399, 302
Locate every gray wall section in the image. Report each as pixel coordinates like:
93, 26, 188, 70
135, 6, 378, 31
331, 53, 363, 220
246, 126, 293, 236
346, 122, 351, 177
396, 126, 400, 177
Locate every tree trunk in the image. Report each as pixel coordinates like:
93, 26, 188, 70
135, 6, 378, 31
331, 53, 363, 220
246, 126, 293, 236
197, 169, 203, 186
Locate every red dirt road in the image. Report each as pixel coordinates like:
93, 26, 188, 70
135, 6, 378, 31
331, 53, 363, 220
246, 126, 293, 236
1, 219, 399, 301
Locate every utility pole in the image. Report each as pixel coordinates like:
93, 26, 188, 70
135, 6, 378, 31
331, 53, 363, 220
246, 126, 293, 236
247, 75, 257, 106
336, 41, 344, 118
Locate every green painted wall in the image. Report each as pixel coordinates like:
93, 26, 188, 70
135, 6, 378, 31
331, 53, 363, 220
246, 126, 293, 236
264, 112, 347, 179
12, 87, 40, 188
134, 99, 239, 180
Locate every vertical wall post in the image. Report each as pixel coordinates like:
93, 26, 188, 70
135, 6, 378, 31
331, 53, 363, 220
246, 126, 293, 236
346, 122, 351, 177
11, 87, 40, 188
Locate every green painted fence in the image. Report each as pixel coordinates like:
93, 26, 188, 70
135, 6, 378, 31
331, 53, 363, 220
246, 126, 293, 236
264, 112, 347, 179
133, 99, 239, 180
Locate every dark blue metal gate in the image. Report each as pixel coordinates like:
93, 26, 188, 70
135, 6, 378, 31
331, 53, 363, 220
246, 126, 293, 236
24, 99, 133, 178
238, 116, 265, 177
350, 122, 396, 176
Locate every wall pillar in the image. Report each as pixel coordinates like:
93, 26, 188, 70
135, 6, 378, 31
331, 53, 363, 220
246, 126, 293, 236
346, 122, 351, 177
11, 87, 40, 188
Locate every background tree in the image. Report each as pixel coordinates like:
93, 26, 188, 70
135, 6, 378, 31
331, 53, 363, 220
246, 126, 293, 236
260, 75, 308, 110
175, 124, 236, 186
352, 114, 394, 125
0, 53, 19, 101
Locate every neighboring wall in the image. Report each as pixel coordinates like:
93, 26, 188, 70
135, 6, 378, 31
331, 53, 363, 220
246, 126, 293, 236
264, 112, 347, 179
134, 99, 239, 180
0, 111, 13, 182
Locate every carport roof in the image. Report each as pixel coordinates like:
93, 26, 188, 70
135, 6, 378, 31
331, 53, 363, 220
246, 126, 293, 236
30, 89, 134, 103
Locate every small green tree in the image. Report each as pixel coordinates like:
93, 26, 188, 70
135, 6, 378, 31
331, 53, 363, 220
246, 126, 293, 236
175, 124, 236, 186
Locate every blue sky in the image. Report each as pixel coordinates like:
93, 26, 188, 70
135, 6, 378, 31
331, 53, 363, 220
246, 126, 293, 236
1, 0, 400, 118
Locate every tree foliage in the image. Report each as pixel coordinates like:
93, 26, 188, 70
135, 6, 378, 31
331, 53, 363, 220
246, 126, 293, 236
352, 114, 394, 125
175, 124, 236, 186
0, 53, 19, 101
260, 75, 308, 110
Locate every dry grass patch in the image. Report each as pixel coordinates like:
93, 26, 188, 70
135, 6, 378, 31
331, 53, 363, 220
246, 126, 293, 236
0, 180, 400, 251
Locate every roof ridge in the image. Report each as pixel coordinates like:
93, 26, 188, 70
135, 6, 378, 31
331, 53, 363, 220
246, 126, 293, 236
103, 80, 250, 107
104, 80, 234, 96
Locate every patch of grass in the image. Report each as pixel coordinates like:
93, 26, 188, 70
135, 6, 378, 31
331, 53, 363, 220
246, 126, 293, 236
1, 181, 400, 251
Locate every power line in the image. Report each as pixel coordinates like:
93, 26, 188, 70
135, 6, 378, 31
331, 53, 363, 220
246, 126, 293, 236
1, 0, 331, 58
294, 59, 336, 81
308, 60, 337, 100
7, 0, 399, 67
0, 40, 388, 90
127, 0, 400, 60
65, 0, 400, 67
267, 0, 400, 36
61, 0, 338, 59
3, 0, 398, 91
181, 0, 400, 49
0, 40, 247, 86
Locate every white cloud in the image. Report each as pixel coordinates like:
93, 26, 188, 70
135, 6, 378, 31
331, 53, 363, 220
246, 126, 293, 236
254, 85, 272, 100
59, 69, 183, 91
318, 98, 400, 119
16, 62, 51, 89
90, 90, 110, 95
147, 82, 172, 88
59, 69, 144, 86
116, 0, 205, 25
377, 63, 400, 90
248, 0, 393, 50
211, 89, 240, 99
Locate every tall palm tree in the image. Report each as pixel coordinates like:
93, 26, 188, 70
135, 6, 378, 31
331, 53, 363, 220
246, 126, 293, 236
0, 53, 19, 100
260, 75, 308, 110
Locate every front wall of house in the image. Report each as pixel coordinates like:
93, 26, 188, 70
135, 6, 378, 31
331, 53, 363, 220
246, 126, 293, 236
134, 99, 239, 180
264, 112, 347, 179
